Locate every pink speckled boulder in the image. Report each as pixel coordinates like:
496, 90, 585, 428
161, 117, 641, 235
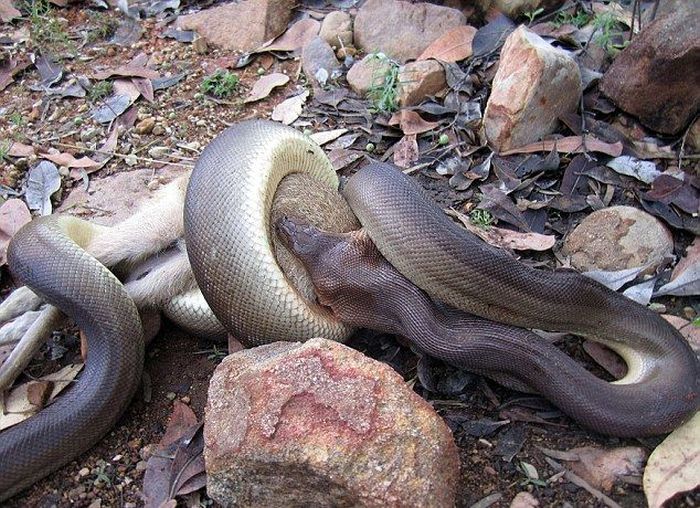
204, 338, 459, 507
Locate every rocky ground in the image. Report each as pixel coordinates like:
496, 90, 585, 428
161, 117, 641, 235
0, 0, 698, 506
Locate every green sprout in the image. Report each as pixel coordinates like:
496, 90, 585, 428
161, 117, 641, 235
200, 70, 240, 99
470, 209, 494, 229
366, 53, 400, 113
88, 80, 113, 102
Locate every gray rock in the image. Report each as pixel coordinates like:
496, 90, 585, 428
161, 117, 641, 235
562, 206, 674, 272
483, 25, 581, 152
301, 36, 341, 89
600, 9, 700, 135
176, 0, 295, 52
319, 10, 353, 49
346, 54, 393, 96
354, 0, 466, 63
205, 338, 459, 508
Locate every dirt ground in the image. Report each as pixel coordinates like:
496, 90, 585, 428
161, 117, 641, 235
1, 2, 698, 508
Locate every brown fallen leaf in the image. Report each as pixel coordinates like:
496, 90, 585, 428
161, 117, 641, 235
40, 151, 100, 169
417, 25, 477, 63
143, 404, 205, 508
0, 363, 83, 431
582, 341, 627, 379
0, 199, 31, 266
7, 141, 35, 158
655, 238, 700, 297
26, 380, 53, 408
244, 72, 289, 103
393, 134, 419, 168
542, 446, 646, 493
661, 315, 700, 353
500, 136, 623, 157
446, 209, 554, 251
643, 412, 700, 508
92, 64, 160, 80
271, 90, 309, 125
0, 56, 30, 92
257, 18, 320, 53
160, 401, 198, 448
0, 0, 21, 22
388, 110, 439, 136
328, 148, 363, 171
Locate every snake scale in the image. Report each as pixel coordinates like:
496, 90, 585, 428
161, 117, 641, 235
1, 120, 698, 500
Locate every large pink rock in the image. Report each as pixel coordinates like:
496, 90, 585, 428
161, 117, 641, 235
204, 338, 459, 507
600, 10, 700, 135
483, 25, 581, 152
176, 0, 295, 52
354, 0, 466, 63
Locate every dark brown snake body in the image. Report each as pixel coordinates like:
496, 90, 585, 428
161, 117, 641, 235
1, 121, 698, 500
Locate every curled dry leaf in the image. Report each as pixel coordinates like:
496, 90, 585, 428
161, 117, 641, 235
582, 341, 627, 379
643, 411, 700, 508
92, 64, 160, 80
328, 148, 363, 171
244, 72, 289, 103
271, 90, 309, 125
7, 141, 35, 158
0, 0, 21, 22
446, 209, 555, 252
393, 134, 419, 168
388, 110, 439, 135
0, 199, 31, 266
606, 156, 661, 185
257, 18, 320, 53
309, 128, 348, 146
0, 363, 83, 431
26, 161, 61, 216
500, 136, 623, 157
0, 56, 30, 92
655, 238, 700, 297
417, 25, 477, 63
40, 151, 100, 169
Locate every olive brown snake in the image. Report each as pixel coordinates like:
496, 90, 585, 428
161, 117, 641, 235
0, 120, 698, 500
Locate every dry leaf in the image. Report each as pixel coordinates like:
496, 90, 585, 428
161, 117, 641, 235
309, 128, 347, 146
655, 238, 700, 297
606, 156, 660, 184
271, 91, 309, 125
7, 141, 35, 158
257, 19, 320, 53
393, 134, 419, 168
26, 161, 61, 216
446, 209, 555, 251
40, 151, 100, 169
545, 446, 646, 493
0, 199, 31, 266
328, 148, 363, 171
388, 110, 439, 135
643, 411, 700, 508
92, 65, 160, 80
417, 25, 477, 62
584, 341, 628, 379
0, 0, 21, 22
244, 73, 289, 103
160, 401, 198, 448
500, 136, 623, 157
661, 315, 700, 353
0, 56, 30, 91
0, 363, 83, 431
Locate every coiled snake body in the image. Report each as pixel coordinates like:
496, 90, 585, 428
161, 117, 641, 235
1, 120, 698, 500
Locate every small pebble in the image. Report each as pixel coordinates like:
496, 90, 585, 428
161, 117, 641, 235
152, 124, 165, 136
166, 391, 177, 400
134, 117, 155, 134
649, 302, 667, 313
180, 395, 191, 404
112, 454, 123, 462
79, 467, 90, 477
124, 153, 138, 167
135, 460, 149, 472
683, 306, 697, 320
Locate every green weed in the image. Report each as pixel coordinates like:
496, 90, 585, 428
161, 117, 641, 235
469, 209, 494, 229
85, 11, 117, 43
553, 10, 592, 28
200, 70, 239, 99
523, 7, 544, 24
22, 0, 73, 54
8, 112, 25, 127
592, 12, 629, 55
88, 80, 113, 102
366, 53, 400, 114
